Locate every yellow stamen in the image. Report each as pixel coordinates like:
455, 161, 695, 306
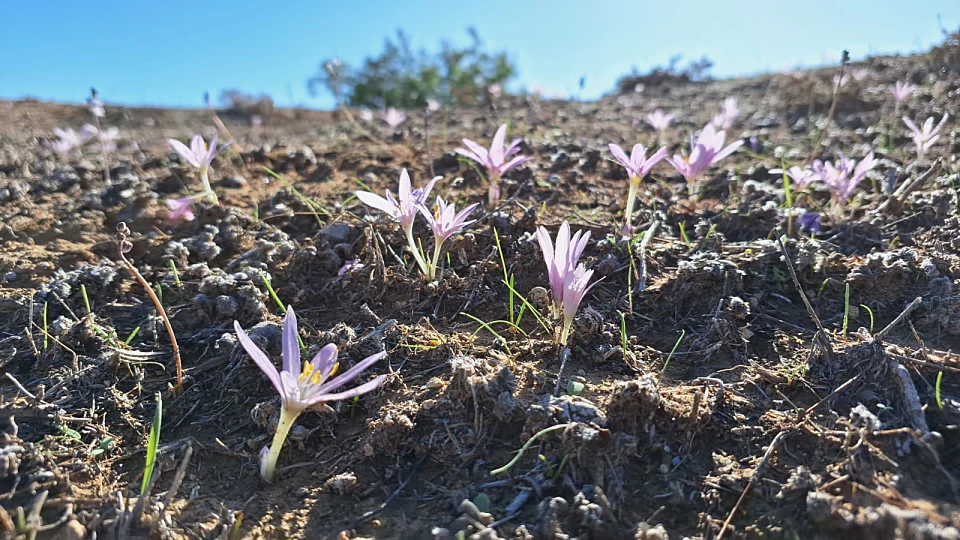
329, 362, 339, 378
299, 361, 314, 382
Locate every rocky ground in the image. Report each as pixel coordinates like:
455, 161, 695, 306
1, 40, 959, 539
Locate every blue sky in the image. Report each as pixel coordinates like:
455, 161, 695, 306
2, 1, 957, 109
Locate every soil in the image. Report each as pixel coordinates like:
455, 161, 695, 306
1, 49, 960, 540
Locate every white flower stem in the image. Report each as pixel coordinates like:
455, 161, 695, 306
262, 407, 299, 483
559, 316, 573, 346
487, 174, 501, 207
624, 176, 639, 234
404, 227, 429, 276
200, 167, 219, 204
428, 239, 444, 282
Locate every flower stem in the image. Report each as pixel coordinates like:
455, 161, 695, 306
262, 407, 299, 483
487, 174, 501, 207
624, 176, 639, 235
200, 169, 219, 204
428, 239, 444, 282
404, 227, 429, 276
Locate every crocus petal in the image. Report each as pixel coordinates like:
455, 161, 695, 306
234, 320, 284, 398
454, 147, 485, 164
500, 155, 532, 174
279, 370, 302, 404
309, 375, 387, 405
902, 116, 920, 133
461, 139, 490, 164
282, 307, 300, 376
490, 124, 508, 165
609, 144, 631, 170
168, 139, 202, 167
311, 343, 340, 383
316, 351, 386, 395
418, 176, 442, 202
189, 135, 205, 160
355, 191, 400, 218
504, 138, 524, 157
711, 140, 744, 164
398, 168, 412, 203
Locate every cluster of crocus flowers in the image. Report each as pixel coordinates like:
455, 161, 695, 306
903, 114, 948, 161
769, 152, 878, 219
710, 97, 740, 131
666, 124, 743, 198
235, 307, 386, 482
536, 221, 595, 346
167, 134, 232, 206
455, 124, 532, 206
356, 169, 440, 276
608, 143, 667, 236
813, 152, 878, 213
46, 126, 98, 155
356, 169, 477, 281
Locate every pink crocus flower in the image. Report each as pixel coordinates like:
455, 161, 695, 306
381, 108, 406, 128
355, 168, 441, 275
903, 114, 948, 160
666, 124, 743, 198
645, 109, 676, 132
46, 127, 96, 155
768, 165, 818, 190
890, 80, 918, 103
710, 97, 740, 131
167, 134, 232, 204
608, 143, 668, 236
487, 83, 502, 97
536, 221, 595, 345
165, 196, 196, 222
812, 151, 878, 211
455, 123, 532, 206
234, 307, 387, 482
418, 197, 480, 281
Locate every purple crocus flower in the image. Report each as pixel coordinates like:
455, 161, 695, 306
666, 124, 743, 198
536, 221, 595, 345
355, 168, 441, 275
234, 307, 387, 482
812, 151, 878, 209
645, 109, 676, 132
455, 124, 532, 206
168, 134, 232, 204
796, 211, 821, 233
165, 196, 196, 222
890, 80, 918, 103
337, 259, 364, 277
381, 108, 406, 128
903, 114, 948, 160
46, 127, 96, 155
710, 97, 740, 131
418, 197, 480, 281
609, 143, 668, 235
769, 165, 818, 190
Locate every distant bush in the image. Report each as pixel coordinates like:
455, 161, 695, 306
220, 90, 275, 115
928, 25, 960, 73
614, 54, 714, 93
308, 28, 516, 109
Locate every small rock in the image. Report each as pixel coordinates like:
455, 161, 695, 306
220, 175, 248, 188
